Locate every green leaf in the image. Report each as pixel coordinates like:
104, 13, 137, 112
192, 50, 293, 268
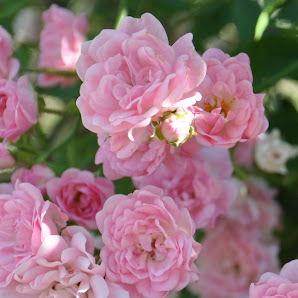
255, 10, 270, 41
0, 0, 25, 19
114, 177, 135, 195
254, 0, 287, 41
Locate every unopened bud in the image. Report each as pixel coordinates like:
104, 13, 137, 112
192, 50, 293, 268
153, 109, 196, 147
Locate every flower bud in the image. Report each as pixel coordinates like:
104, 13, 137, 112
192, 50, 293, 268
153, 109, 196, 146
255, 129, 298, 174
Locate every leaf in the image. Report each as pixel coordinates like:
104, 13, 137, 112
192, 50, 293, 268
254, 0, 287, 41
0, 0, 25, 19
114, 177, 135, 195
255, 10, 270, 41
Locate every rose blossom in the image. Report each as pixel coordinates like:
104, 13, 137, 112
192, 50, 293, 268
96, 132, 167, 180
0, 76, 38, 142
47, 168, 114, 229
76, 13, 206, 159
250, 259, 298, 298
188, 221, 279, 298
38, 4, 88, 87
255, 129, 298, 174
11, 164, 55, 195
133, 147, 237, 228
0, 25, 19, 79
12, 226, 109, 297
0, 141, 15, 170
0, 182, 68, 288
193, 48, 268, 148
96, 186, 201, 298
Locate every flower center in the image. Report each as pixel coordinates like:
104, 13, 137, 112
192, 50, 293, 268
203, 96, 236, 118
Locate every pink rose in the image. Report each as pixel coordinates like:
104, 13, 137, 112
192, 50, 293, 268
96, 186, 201, 298
47, 168, 114, 229
13, 226, 109, 297
189, 221, 279, 298
96, 132, 167, 180
250, 260, 298, 298
0, 141, 15, 169
0, 25, 19, 79
0, 182, 68, 288
193, 48, 268, 148
133, 147, 237, 228
11, 164, 55, 195
0, 76, 38, 142
76, 13, 206, 158
0, 281, 34, 298
38, 4, 87, 87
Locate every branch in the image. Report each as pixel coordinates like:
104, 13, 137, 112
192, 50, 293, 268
254, 60, 298, 93
23, 68, 77, 77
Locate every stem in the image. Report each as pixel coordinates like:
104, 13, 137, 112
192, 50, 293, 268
40, 107, 78, 117
36, 117, 80, 163
230, 148, 249, 181
23, 68, 77, 77
254, 60, 298, 93
233, 163, 249, 181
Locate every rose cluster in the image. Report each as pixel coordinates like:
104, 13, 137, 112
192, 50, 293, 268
0, 3, 296, 298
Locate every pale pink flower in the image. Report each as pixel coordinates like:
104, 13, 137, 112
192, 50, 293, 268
96, 186, 201, 298
0, 182, 68, 288
13, 226, 109, 297
96, 132, 167, 180
76, 13, 206, 158
0, 25, 19, 79
11, 164, 55, 195
0, 141, 15, 169
133, 147, 237, 228
47, 168, 114, 229
0, 76, 38, 142
189, 221, 279, 298
106, 282, 130, 298
38, 4, 87, 87
0, 281, 34, 298
193, 48, 268, 148
250, 259, 298, 298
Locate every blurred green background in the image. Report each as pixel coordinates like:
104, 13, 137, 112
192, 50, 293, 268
0, 0, 297, 296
